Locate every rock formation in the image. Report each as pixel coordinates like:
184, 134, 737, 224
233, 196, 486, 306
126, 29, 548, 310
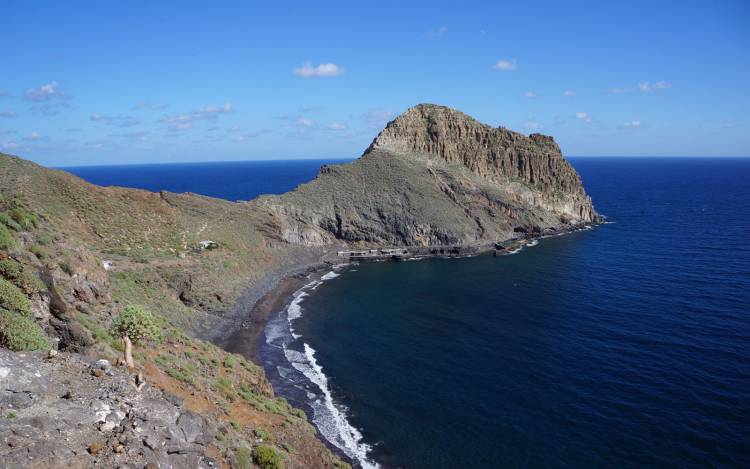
258, 104, 599, 246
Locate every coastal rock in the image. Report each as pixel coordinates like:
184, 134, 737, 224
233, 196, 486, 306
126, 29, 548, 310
259, 104, 599, 247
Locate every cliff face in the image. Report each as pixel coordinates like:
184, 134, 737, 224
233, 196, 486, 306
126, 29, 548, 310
259, 104, 599, 247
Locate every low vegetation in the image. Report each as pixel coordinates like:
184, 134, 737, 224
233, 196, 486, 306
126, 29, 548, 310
252, 444, 283, 469
110, 305, 161, 369
0, 277, 32, 316
0, 309, 48, 351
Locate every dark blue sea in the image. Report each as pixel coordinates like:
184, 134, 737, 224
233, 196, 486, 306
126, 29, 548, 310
69, 158, 750, 468
63, 159, 349, 201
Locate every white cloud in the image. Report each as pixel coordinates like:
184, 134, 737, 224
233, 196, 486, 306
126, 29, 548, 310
426, 26, 448, 39
160, 103, 233, 127
23, 132, 48, 142
108, 131, 149, 141
293, 62, 345, 78
524, 91, 537, 98
575, 112, 591, 123
2, 141, 21, 150
522, 121, 542, 130
25, 81, 65, 102
328, 122, 347, 130
362, 109, 394, 126
0, 110, 16, 118
296, 117, 314, 127
563, 90, 576, 97
618, 120, 641, 129
234, 129, 271, 141
493, 59, 517, 71
91, 113, 140, 127
638, 81, 671, 92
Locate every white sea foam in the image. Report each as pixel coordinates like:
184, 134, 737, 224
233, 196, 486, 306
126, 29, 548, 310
526, 239, 539, 247
287, 343, 380, 469
321, 270, 341, 280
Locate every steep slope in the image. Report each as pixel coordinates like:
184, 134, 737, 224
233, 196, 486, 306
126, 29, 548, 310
258, 104, 599, 246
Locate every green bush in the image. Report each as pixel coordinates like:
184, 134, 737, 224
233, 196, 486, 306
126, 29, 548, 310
252, 444, 283, 469
110, 305, 161, 344
9, 207, 39, 230
253, 427, 272, 441
0, 259, 44, 293
0, 278, 31, 316
234, 447, 252, 469
0, 310, 49, 351
28, 244, 48, 260
0, 225, 15, 250
224, 354, 235, 369
0, 212, 21, 231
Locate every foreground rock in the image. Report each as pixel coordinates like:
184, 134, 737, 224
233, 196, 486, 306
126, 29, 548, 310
0, 349, 216, 468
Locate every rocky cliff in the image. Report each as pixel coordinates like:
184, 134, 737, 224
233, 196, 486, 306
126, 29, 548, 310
258, 104, 599, 247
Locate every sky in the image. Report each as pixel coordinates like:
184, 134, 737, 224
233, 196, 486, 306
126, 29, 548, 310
1, 0, 749, 166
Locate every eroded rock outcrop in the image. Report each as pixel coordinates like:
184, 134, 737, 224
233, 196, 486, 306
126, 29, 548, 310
259, 103, 599, 247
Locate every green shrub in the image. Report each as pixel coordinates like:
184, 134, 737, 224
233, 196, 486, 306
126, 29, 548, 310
224, 354, 235, 369
0, 310, 49, 351
9, 207, 38, 230
0, 259, 44, 293
0, 225, 15, 250
28, 244, 48, 260
0, 278, 31, 316
252, 444, 283, 469
110, 305, 161, 344
234, 447, 252, 469
37, 234, 51, 246
214, 377, 237, 402
253, 427, 272, 441
0, 212, 21, 232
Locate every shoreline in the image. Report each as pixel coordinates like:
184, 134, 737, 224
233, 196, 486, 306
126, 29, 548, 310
211, 221, 599, 466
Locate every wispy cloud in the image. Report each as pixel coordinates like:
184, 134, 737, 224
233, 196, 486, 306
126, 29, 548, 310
0, 128, 16, 135
608, 87, 629, 94
493, 59, 517, 71
132, 102, 168, 111
0, 110, 16, 118
25, 81, 66, 102
293, 62, 345, 77
160, 103, 234, 130
233, 129, 271, 141
575, 111, 592, 123
426, 26, 448, 39
328, 122, 347, 130
618, 120, 642, 129
524, 91, 537, 98
108, 131, 149, 141
563, 90, 576, 97
638, 81, 671, 92
522, 121, 542, 130
362, 109, 394, 127
22, 132, 50, 142
91, 113, 140, 127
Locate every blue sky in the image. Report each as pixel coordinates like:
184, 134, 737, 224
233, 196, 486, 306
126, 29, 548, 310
1, 0, 748, 166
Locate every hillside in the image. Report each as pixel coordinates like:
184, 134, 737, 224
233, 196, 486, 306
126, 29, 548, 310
0, 104, 598, 468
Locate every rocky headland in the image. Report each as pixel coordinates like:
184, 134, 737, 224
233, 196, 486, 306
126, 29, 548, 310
0, 104, 598, 468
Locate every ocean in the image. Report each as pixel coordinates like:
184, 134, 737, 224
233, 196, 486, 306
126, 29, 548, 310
68, 157, 750, 468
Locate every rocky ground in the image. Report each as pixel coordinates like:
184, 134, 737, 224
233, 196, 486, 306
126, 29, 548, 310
0, 349, 217, 469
